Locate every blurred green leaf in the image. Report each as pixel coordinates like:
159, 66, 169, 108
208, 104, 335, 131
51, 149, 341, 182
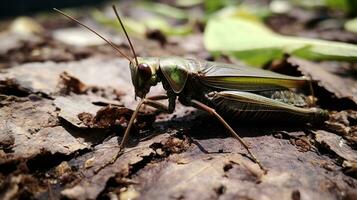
205, 0, 224, 14
215, 5, 270, 21
324, 0, 357, 15
204, 0, 237, 14
269, 0, 292, 14
92, 10, 146, 36
139, 2, 188, 20
345, 18, 357, 33
93, 10, 192, 37
175, 0, 203, 7
142, 16, 192, 36
10, 16, 44, 35
204, 17, 357, 66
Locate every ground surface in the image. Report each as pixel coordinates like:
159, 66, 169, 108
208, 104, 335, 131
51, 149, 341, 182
0, 2, 357, 200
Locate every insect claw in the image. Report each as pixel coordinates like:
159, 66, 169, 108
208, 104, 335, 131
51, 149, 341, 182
94, 148, 124, 174
206, 91, 217, 98
111, 148, 124, 163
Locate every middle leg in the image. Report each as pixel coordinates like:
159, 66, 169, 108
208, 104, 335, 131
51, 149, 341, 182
190, 99, 265, 171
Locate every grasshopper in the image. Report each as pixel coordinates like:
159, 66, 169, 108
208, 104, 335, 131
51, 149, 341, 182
54, 6, 329, 171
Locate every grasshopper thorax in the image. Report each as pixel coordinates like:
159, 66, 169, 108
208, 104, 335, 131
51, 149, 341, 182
130, 57, 160, 98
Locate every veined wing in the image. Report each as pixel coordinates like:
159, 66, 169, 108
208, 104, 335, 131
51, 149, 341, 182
199, 61, 307, 91
211, 91, 328, 123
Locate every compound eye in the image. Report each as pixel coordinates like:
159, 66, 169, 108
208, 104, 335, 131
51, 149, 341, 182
138, 63, 152, 80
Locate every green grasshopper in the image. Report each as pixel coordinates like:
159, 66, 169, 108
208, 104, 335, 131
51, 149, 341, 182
54, 6, 328, 170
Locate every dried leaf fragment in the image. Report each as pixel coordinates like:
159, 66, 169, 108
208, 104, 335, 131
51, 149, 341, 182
288, 57, 357, 105
315, 130, 357, 162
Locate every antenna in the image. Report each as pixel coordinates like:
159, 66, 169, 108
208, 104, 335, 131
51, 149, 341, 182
112, 5, 139, 66
53, 8, 134, 64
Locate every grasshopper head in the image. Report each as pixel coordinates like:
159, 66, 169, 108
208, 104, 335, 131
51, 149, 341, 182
129, 57, 159, 98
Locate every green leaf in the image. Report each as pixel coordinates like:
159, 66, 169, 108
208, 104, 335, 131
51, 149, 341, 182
139, 2, 188, 20
324, 0, 357, 15
175, 0, 203, 7
345, 18, 357, 33
92, 11, 146, 36
92, 10, 192, 37
204, 17, 357, 66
